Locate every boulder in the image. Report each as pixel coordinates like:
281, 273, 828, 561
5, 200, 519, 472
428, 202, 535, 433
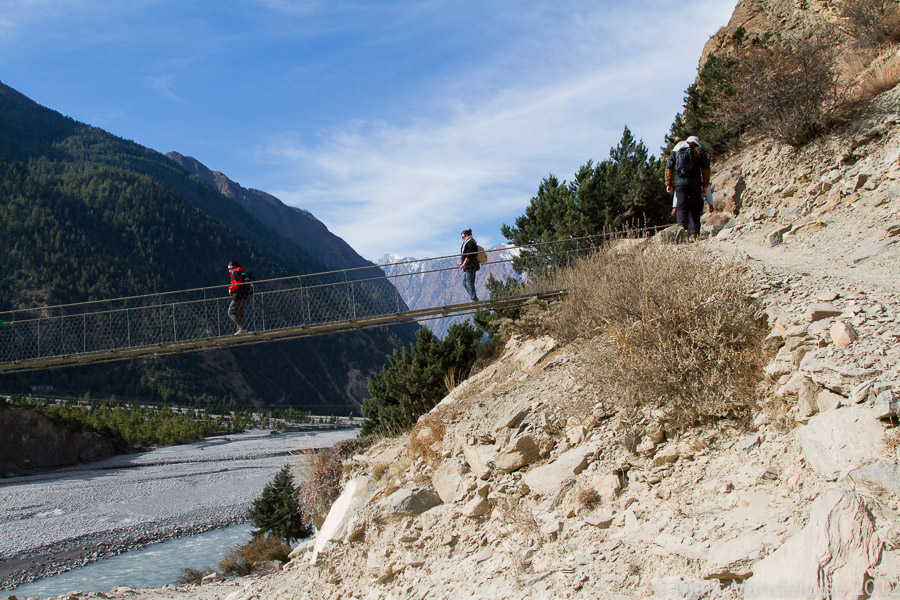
461, 439, 498, 480
766, 224, 792, 247
805, 303, 842, 323
431, 460, 467, 504
873, 390, 900, 420
799, 351, 874, 395
797, 407, 884, 481
522, 443, 596, 496
311, 476, 374, 563
200, 572, 224, 584
462, 497, 491, 518
382, 487, 442, 518
702, 534, 765, 580
830, 320, 858, 348
584, 508, 616, 528
494, 434, 541, 473
847, 460, 900, 496
744, 489, 882, 600
816, 389, 845, 413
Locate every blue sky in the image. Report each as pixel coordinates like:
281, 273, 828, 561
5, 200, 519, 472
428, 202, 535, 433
1, 0, 737, 261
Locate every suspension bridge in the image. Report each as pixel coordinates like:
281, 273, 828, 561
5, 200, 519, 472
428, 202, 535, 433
0, 230, 665, 374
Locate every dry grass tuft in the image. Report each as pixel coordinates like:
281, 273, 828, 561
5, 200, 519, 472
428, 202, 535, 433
545, 243, 767, 433
219, 535, 291, 576
407, 411, 448, 466
884, 423, 900, 453
371, 461, 388, 481
860, 51, 900, 98
577, 487, 602, 511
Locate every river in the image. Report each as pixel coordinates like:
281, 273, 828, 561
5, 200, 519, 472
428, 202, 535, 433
0, 428, 356, 594
7, 523, 255, 599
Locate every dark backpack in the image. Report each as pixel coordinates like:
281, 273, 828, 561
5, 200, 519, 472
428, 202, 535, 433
243, 271, 255, 296
675, 146, 698, 179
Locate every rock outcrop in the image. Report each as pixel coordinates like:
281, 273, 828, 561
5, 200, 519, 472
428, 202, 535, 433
0, 406, 125, 475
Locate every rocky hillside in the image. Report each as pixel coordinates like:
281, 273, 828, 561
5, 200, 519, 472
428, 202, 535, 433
91, 74, 900, 600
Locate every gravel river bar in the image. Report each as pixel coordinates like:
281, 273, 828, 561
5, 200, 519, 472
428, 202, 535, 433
0, 428, 357, 590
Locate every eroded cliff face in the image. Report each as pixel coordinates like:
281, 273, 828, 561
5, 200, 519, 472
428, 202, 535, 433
0, 406, 125, 475
699, 0, 844, 67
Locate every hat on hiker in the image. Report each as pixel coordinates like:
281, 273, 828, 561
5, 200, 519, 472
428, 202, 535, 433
686, 136, 701, 146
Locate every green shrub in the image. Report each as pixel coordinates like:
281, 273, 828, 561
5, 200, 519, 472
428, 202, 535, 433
501, 127, 671, 276
666, 52, 740, 157
361, 322, 480, 437
247, 465, 312, 543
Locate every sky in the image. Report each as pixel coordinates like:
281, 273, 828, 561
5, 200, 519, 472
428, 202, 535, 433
0, 0, 738, 261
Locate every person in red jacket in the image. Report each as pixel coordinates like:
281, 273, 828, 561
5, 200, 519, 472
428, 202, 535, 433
227, 260, 253, 334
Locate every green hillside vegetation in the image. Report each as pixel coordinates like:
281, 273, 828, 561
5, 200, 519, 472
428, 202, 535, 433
4, 395, 249, 447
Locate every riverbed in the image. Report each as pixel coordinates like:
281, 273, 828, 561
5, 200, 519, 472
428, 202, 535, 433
0, 428, 357, 591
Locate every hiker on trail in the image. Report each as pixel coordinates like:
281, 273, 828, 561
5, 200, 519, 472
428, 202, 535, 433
458, 229, 480, 302
666, 135, 711, 243
227, 260, 253, 334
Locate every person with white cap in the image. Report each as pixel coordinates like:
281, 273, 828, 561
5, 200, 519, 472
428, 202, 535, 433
665, 135, 712, 242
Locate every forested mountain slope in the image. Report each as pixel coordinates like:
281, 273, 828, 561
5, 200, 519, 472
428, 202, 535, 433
0, 82, 416, 411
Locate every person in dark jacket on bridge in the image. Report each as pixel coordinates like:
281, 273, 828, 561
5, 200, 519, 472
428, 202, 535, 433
227, 260, 253, 334
458, 229, 480, 302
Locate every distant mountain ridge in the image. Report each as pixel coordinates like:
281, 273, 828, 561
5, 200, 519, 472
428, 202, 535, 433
0, 81, 416, 412
379, 245, 519, 337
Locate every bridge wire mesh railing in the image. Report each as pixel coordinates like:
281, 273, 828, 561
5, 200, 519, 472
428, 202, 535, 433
0, 226, 665, 370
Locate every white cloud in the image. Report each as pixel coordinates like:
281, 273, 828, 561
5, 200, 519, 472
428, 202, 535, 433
262, 0, 737, 259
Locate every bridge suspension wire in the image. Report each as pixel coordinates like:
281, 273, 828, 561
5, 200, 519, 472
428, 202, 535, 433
0, 226, 665, 373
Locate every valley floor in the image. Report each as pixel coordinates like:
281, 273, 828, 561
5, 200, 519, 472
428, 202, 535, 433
0, 429, 355, 591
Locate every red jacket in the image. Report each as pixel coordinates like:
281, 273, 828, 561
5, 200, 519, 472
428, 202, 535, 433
228, 266, 251, 294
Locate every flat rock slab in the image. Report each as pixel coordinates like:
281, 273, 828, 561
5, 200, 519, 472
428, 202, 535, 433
797, 406, 884, 481
522, 443, 596, 496
744, 489, 881, 600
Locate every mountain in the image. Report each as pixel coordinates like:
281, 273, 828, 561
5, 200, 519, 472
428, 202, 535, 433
378, 245, 519, 337
166, 152, 373, 272
0, 81, 417, 412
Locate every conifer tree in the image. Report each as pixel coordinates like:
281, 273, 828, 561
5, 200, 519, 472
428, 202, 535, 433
247, 465, 312, 543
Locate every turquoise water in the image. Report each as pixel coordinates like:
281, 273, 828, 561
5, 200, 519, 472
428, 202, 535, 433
7, 523, 254, 599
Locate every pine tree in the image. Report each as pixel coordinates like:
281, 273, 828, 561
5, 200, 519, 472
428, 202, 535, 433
247, 465, 312, 543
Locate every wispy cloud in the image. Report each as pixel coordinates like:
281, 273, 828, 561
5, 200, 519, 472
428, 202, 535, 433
263, 0, 736, 259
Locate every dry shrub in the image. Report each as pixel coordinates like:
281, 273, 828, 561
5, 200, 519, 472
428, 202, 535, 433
717, 32, 855, 147
548, 243, 767, 433
884, 424, 900, 453
840, 0, 900, 49
219, 535, 291, 576
175, 567, 209, 585
407, 410, 447, 466
294, 436, 375, 528
577, 487, 602, 511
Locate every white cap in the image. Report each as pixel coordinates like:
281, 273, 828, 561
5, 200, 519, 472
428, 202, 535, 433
686, 135, 701, 145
